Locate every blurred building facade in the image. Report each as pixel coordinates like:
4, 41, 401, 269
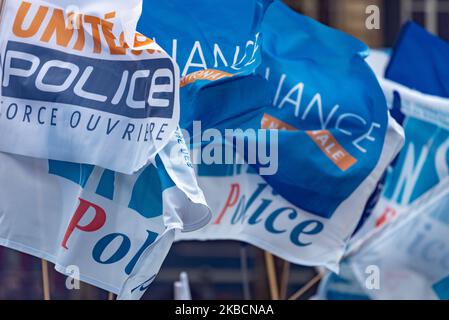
285, 0, 449, 47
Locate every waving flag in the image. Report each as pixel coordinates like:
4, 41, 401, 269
138, 0, 271, 132
253, 2, 403, 218
323, 23, 449, 300
138, 1, 404, 270
348, 177, 449, 300
0, 0, 179, 174
353, 22, 449, 243
0, 128, 210, 299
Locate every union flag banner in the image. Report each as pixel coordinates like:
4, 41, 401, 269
0, 0, 180, 174
0, 129, 210, 299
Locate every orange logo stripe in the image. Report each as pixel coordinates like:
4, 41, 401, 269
180, 69, 233, 87
261, 113, 357, 171
261, 113, 296, 131
306, 130, 357, 171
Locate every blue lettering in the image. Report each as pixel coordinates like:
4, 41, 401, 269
38, 106, 46, 124
92, 233, 131, 264
23, 104, 32, 122
265, 207, 297, 234
86, 114, 100, 131
50, 107, 57, 126
122, 123, 135, 140
106, 118, 120, 135
6, 103, 18, 119
125, 230, 158, 275
131, 274, 156, 293
70, 111, 81, 128
290, 220, 324, 247
231, 183, 269, 225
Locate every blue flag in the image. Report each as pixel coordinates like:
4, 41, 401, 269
386, 22, 449, 97
254, 1, 402, 218
138, 0, 272, 131
139, 1, 403, 270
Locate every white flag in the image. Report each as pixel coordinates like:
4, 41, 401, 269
352, 79, 449, 244
177, 113, 402, 273
0, 0, 179, 174
0, 130, 210, 300
349, 177, 449, 300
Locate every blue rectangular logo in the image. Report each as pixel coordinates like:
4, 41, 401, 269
2, 41, 175, 119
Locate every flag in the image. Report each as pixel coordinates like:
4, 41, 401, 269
139, 1, 403, 271
0, 0, 179, 174
254, 2, 403, 219
0, 129, 211, 299
353, 22, 449, 243
348, 177, 449, 300
365, 49, 390, 80
386, 23, 449, 97
138, 0, 272, 132
320, 23, 449, 300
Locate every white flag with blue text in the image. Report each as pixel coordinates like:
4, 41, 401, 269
348, 177, 449, 300
0, 129, 210, 299
0, 0, 179, 174
169, 1, 404, 272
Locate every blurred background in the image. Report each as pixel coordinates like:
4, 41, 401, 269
0, 0, 448, 300
285, 0, 449, 46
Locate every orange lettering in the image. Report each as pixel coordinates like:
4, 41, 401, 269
104, 11, 116, 20
261, 113, 296, 131
306, 130, 357, 171
260, 114, 357, 171
101, 20, 126, 55
180, 69, 233, 87
73, 15, 85, 51
41, 9, 74, 47
13, 2, 48, 38
84, 15, 102, 54
120, 32, 157, 56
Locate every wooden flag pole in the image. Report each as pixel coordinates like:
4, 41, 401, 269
264, 252, 279, 300
0, 0, 5, 29
288, 273, 322, 301
0, 0, 4, 17
240, 244, 251, 300
41, 259, 51, 300
279, 261, 290, 300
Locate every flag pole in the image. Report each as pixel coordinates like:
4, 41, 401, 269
41, 259, 51, 300
264, 251, 279, 300
0, 0, 5, 23
279, 260, 290, 300
240, 244, 251, 300
288, 273, 322, 300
